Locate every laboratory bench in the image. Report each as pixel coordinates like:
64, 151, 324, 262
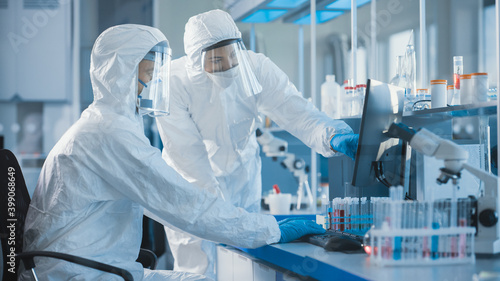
216, 102, 500, 280
217, 211, 500, 280
217, 241, 500, 281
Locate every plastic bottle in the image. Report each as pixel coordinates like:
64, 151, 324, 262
460, 74, 472, 105
447, 85, 455, 105
342, 86, 354, 117
321, 75, 341, 119
430, 80, 447, 108
470, 73, 489, 103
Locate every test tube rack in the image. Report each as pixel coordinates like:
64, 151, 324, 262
367, 198, 476, 266
319, 197, 375, 236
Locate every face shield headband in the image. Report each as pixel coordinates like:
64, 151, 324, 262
201, 39, 262, 101
137, 41, 172, 117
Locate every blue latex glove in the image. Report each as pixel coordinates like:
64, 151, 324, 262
278, 217, 326, 243
330, 134, 359, 160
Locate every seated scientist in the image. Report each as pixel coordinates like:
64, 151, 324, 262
155, 9, 359, 278
19, 24, 325, 281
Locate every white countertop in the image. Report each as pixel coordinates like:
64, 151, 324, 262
266, 242, 500, 281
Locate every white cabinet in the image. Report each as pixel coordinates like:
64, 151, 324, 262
217, 246, 234, 281
217, 246, 279, 281
233, 254, 253, 281
253, 262, 276, 281
0, 0, 71, 101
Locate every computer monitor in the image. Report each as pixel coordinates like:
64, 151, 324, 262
352, 79, 406, 187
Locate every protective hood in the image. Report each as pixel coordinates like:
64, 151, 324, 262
89, 24, 168, 120
183, 9, 241, 81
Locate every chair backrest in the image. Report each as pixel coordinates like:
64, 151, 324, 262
0, 149, 31, 280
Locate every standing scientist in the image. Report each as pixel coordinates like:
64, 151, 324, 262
156, 9, 359, 278
19, 24, 325, 281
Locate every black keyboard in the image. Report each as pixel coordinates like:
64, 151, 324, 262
302, 230, 365, 253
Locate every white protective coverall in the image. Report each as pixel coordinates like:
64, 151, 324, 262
19, 24, 280, 281
156, 9, 353, 278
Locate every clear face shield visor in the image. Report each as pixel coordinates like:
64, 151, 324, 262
201, 39, 262, 100
137, 41, 172, 117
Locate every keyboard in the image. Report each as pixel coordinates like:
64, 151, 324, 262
302, 229, 365, 253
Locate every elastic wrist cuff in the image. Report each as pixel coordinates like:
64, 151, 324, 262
329, 134, 337, 152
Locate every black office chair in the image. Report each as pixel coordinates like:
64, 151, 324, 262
0, 149, 157, 281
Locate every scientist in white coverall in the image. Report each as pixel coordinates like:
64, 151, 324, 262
19, 24, 325, 281
156, 9, 358, 278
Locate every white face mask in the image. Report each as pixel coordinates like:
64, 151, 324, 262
137, 80, 153, 116
206, 65, 240, 89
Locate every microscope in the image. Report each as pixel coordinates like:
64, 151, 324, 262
256, 128, 313, 210
389, 122, 500, 255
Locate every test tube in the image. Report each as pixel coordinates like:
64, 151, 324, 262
373, 199, 379, 224
359, 197, 363, 232
352, 198, 358, 232
336, 198, 341, 231
340, 198, 346, 231
333, 199, 339, 230
358, 197, 363, 232
397, 185, 404, 200
382, 201, 392, 260
431, 201, 440, 260
346, 198, 352, 232
440, 200, 450, 259
362, 197, 369, 231
404, 202, 412, 260
416, 202, 424, 261
454, 56, 463, 103
370, 197, 380, 228
393, 200, 402, 261
422, 201, 430, 259
389, 186, 396, 200
370, 198, 375, 229
458, 198, 470, 258
450, 197, 458, 258
407, 201, 413, 260
327, 203, 333, 230
331, 199, 335, 230
354, 198, 358, 232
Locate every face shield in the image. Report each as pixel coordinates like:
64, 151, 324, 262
137, 41, 172, 117
201, 39, 262, 102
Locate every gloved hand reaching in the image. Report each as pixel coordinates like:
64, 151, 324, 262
278, 217, 326, 243
330, 133, 359, 160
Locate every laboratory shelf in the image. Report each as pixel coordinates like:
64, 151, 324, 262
402, 101, 497, 127
405, 101, 497, 117
340, 101, 497, 134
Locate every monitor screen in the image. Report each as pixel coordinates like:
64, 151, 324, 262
352, 79, 405, 187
